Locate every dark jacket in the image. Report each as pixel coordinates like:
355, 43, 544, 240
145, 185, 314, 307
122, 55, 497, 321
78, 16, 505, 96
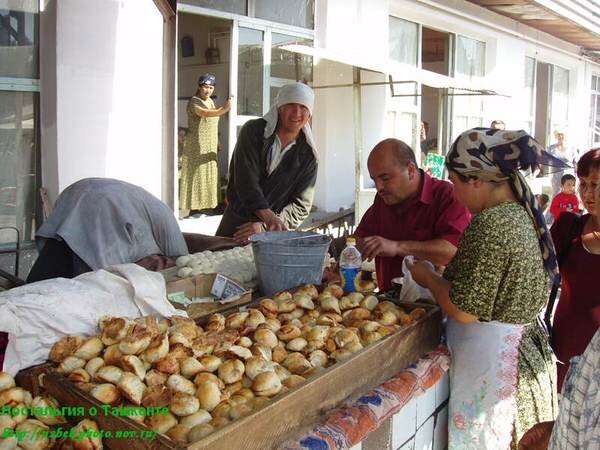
216, 118, 318, 237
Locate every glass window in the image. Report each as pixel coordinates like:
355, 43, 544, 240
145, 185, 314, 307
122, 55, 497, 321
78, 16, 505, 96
270, 33, 312, 101
0, 0, 39, 79
595, 96, 600, 145
255, 0, 314, 29
182, 0, 246, 15
455, 36, 485, 78
590, 75, 600, 147
520, 57, 536, 134
524, 57, 535, 118
452, 35, 485, 141
237, 27, 263, 116
0, 91, 38, 244
389, 16, 418, 66
551, 65, 569, 132
271, 33, 312, 83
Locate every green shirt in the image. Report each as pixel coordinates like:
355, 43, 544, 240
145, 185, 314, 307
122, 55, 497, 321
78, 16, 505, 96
444, 202, 549, 324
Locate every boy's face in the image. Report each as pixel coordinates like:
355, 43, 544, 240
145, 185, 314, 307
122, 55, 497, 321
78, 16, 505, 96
562, 179, 576, 195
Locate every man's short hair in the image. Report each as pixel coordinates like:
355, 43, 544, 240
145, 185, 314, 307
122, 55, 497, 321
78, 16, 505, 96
561, 174, 576, 185
374, 138, 417, 167
538, 193, 550, 207
490, 120, 505, 130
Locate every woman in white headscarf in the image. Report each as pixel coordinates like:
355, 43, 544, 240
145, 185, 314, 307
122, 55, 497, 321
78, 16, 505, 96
216, 82, 318, 243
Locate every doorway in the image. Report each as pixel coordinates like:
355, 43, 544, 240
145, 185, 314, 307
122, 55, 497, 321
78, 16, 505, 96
177, 13, 232, 217
420, 27, 450, 176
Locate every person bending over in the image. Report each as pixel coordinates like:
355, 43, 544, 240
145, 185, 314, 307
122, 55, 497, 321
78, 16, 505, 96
27, 178, 188, 282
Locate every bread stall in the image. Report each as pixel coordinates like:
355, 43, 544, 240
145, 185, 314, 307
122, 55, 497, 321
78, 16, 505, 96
5, 233, 443, 449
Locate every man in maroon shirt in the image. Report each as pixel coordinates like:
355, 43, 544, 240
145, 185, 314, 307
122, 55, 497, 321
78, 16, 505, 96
355, 138, 471, 291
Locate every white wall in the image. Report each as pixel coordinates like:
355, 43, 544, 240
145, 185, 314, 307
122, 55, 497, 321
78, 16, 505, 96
312, 0, 390, 212
40, 0, 164, 203
389, 0, 598, 153
312, 61, 356, 212
311, 0, 600, 212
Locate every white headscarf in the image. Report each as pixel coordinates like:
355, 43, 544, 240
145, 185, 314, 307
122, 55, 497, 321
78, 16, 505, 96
263, 82, 318, 160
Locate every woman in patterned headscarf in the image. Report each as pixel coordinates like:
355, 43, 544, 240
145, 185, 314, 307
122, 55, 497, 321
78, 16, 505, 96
408, 128, 569, 449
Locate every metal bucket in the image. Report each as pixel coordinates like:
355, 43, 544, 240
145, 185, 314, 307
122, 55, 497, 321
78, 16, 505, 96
250, 231, 332, 296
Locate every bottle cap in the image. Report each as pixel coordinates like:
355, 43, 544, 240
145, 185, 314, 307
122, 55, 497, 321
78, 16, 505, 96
346, 237, 356, 246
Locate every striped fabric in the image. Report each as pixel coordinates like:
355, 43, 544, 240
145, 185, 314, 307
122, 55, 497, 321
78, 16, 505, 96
550, 328, 600, 449
284, 345, 450, 450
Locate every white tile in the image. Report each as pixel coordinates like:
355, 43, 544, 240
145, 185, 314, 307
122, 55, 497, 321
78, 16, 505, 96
399, 437, 415, 450
392, 398, 417, 450
349, 443, 362, 450
435, 372, 449, 407
415, 415, 435, 450
416, 385, 437, 427
433, 405, 448, 450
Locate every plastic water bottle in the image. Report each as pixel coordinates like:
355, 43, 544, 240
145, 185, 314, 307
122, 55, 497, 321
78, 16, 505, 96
339, 237, 362, 293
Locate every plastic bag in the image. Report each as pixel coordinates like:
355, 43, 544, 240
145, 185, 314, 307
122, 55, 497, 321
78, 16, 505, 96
399, 255, 435, 303
0, 263, 186, 375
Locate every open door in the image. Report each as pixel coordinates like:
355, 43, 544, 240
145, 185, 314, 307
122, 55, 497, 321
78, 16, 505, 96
177, 13, 233, 210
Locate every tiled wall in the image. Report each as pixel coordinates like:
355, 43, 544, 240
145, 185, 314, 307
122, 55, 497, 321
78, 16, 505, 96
350, 371, 449, 450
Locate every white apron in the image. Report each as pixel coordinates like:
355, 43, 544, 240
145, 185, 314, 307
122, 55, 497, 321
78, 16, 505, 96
446, 317, 526, 449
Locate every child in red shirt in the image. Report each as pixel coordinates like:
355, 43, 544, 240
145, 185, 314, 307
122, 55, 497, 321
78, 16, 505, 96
550, 173, 580, 221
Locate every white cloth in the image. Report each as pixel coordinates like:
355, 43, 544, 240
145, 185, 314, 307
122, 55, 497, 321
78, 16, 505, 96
0, 264, 186, 375
267, 135, 296, 174
262, 82, 318, 161
400, 255, 434, 303
36, 178, 188, 270
446, 317, 526, 449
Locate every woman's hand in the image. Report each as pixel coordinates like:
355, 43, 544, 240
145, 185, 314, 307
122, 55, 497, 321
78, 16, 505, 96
405, 258, 436, 288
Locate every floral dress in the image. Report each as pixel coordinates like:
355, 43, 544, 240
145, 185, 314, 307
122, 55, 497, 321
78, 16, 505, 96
443, 202, 558, 449
179, 96, 220, 211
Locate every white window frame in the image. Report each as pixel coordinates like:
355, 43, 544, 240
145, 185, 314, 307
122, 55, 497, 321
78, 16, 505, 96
0, 2, 41, 244
178, 3, 315, 167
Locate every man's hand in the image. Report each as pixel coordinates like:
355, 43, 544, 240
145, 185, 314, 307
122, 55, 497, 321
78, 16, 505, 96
518, 421, 554, 450
265, 215, 287, 232
361, 236, 400, 261
322, 266, 341, 284
135, 255, 176, 271
233, 222, 264, 244
255, 209, 287, 232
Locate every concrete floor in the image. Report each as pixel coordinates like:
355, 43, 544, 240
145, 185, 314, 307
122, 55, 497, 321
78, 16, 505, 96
177, 209, 348, 236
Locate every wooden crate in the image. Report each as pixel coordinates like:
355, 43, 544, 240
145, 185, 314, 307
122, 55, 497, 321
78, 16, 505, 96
41, 303, 442, 450
163, 270, 254, 321
15, 361, 55, 396
42, 373, 180, 450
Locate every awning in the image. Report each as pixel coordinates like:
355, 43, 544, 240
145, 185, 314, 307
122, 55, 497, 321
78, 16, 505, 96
281, 44, 509, 97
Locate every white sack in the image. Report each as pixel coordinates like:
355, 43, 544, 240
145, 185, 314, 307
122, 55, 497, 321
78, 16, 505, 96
0, 263, 186, 375
399, 255, 435, 303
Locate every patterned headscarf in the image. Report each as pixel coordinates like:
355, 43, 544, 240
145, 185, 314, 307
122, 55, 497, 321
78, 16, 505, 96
198, 73, 216, 86
446, 128, 570, 284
